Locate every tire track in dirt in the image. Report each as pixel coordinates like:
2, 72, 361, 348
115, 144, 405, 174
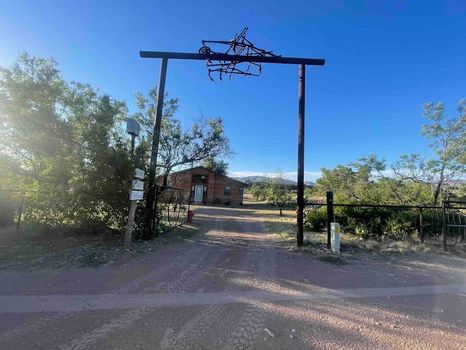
157, 217, 244, 349
0, 238, 206, 347
226, 220, 279, 350
60, 218, 224, 350
159, 217, 278, 350
160, 248, 256, 349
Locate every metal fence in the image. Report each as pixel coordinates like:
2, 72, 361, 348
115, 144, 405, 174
305, 191, 466, 251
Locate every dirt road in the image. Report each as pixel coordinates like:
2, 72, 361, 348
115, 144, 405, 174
1, 206, 466, 349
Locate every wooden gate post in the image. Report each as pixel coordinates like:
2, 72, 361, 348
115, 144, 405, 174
419, 207, 424, 242
441, 201, 447, 251
326, 191, 334, 248
144, 57, 168, 239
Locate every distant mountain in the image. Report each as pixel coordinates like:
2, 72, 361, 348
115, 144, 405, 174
233, 175, 315, 187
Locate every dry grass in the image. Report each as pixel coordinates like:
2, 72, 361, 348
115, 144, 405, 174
0, 222, 201, 271
251, 206, 466, 259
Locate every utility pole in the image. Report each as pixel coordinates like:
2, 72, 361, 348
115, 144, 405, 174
297, 64, 305, 246
144, 58, 168, 238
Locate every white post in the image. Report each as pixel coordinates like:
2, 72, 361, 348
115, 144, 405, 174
125, 169, 145, 249
124, 201, 137, 249
330, 222, 340, 254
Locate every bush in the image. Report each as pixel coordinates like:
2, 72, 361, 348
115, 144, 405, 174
305, 205, 422, 241
337, 206, 419, 240
305, 208, 327, 232
340, 206, 390, 237
383, 211, 417, 240
0, 192, 18, 226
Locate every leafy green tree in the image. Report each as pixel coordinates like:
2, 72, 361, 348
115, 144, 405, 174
202, 157, 228, 175
315, 165, 371, 203
265, 174, 293, 216
353, 155, 432, 205
249, 182, 267, 201
392, 99, 465, 204
0, 53, 132, 231
132, 90, 231, 186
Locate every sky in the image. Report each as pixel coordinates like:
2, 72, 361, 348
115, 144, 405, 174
0, 0, 465, 181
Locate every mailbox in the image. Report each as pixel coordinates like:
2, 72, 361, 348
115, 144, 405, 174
126, 118, 140, 137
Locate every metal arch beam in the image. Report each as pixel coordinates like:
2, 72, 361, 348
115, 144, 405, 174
140, 49, 326, 246
140, 51, 325, 66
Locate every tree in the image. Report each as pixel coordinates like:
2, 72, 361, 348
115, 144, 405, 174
315, 155, 433, 206
202, 157, 228, 175
315, 165, 371, 203
265, 174, 292, 216
133, 90, 231, 186
250, 182, 267, 201
352, 155, 432, 205
392, 99, 465, 205
319, 98, 466, 206
0, 53, 132, 231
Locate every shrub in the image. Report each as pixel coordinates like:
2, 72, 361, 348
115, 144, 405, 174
383, 211, 418, 241
338, 206, 420, 240
305, 208, 327, 232
384, 218, 414, 240
339, 206, 390, 237
0, 192, 18, 226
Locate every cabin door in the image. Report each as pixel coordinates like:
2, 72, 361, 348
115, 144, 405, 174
194, 185, 204, 203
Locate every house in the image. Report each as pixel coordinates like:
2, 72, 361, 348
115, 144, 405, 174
162, 166, 246, 205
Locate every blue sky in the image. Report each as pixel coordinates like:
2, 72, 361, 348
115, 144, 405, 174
1, 0, 465, 181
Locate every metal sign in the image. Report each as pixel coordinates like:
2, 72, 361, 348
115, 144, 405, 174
132, 180, 144, 191
134, 168, 145, 179
130, 190, 144, 201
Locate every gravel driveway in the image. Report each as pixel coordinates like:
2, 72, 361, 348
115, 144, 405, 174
1, 206, 465, 349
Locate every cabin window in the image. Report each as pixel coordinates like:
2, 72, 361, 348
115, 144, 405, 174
224, 185, 231, 195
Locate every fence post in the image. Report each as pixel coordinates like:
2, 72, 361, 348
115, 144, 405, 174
419, 207, 424, 242
441, 200, 447, 251
124, 201, 137, 249
326, 191, 334, 249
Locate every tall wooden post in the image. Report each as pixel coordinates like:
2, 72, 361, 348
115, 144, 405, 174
130, 135, 136, 156
297, 64, 305, 246
144, 58, 168, 239
419, 207, 424, 242
441, 201, 447, 251
326, 191, 334, 248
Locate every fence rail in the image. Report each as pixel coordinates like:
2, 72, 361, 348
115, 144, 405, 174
305, 191, 466, 251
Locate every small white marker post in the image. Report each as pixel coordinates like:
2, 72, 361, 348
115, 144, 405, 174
124, 168, 145, 249
330, 222, 341, 254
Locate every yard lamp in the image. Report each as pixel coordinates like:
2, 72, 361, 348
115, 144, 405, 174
126, 118, 140, 155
